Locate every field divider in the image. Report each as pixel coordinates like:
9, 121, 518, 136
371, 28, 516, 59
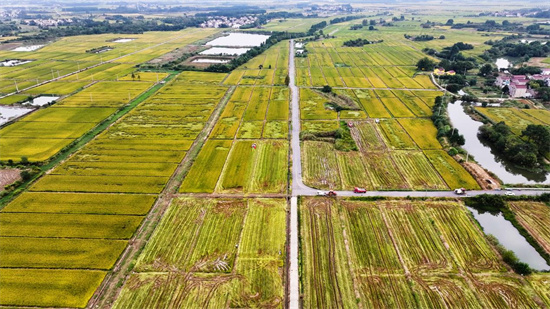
0, 74, 176, 209
88, 85, 236, 308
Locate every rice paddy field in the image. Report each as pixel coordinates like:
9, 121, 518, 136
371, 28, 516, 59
508, 201, 550, 255
476, 107, 550, 135
3, 6, 547, 309
295, 27, 482, 191
0, 66, 231, 307
180, 84, 289, 194
224, 40, 289, 86
300, 197, 544, 309
112, 197, 287, 309
301, 119, 479, 190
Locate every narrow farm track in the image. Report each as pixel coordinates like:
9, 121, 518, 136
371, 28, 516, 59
87, 86, 236, 309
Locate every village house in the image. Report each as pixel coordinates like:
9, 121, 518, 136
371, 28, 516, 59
494, 72, 549, 98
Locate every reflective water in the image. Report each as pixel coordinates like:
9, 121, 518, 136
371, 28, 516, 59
0, 106, 33, 125
192, 58, 230, 63
447, 101, 549, 184
27, 96, 59, 107
0, 59, 32, 67
12, 45, 43, 52
467, 206, 550, 271
113, 38, 135, 43
205, 33, 270, 47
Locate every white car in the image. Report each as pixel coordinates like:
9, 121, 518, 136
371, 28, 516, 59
505, 191, 515, 196
316, 190, 326, 196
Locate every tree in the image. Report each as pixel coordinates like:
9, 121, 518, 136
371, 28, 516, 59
20, 170, 32, 181
536, 87, 550, 102
416, 57, 436, 71
258, 64, 263, 70
479, 64, 494, 77
369, 19, 376, 25
20, 156, 28, 165
284, 74, 290, 86
321, 85, 332, 93
522, 124, 550, 153
446, 19, 454, 25
368, 25, 375, 31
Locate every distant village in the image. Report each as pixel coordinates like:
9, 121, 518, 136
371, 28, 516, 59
496, 69, 550, 98
200, 16, 257, 29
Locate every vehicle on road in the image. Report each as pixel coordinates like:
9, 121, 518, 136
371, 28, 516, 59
354, 187, 367, 193
326, 190, 337, 197
316, 190, 325, 196
505, 191, 516, 196
454, 188, 466, 195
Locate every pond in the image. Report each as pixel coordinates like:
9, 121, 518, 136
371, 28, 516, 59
192, 58, 230, 64
112, 38, 135, 43
467, 206, 550, 271
0, 106, 34, 126
200, 47, 250, 56
12, 45, 44, 52
0, 59, 32, 67
495, 58, 511, 70
205, 33, 270, 47
26, 96, 60, 107
447, 101, 549, 184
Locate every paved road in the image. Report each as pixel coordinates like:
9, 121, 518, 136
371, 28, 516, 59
288, 40, 301, 309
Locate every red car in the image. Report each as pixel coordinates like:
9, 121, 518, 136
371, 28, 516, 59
354, 187, 367, 193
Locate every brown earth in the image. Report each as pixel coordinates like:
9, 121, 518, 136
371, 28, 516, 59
0, 168, 21, 189
460, 161, 500, 190
525, 57, 550, 68
147, 45, 205, 65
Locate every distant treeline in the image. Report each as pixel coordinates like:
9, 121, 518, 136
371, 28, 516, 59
342, 38, 382, 47
482, 40, 550, 60
10, 17, 205, 41
330, 15, 366, 24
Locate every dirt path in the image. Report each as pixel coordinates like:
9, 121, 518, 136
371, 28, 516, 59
461, 160, 500, 190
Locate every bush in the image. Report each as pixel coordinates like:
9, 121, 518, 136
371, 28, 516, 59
321, 85, 332, 93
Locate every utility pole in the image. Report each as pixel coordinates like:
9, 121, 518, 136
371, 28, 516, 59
14, 80, 19, 92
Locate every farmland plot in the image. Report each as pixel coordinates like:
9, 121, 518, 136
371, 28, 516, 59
398, 118, 441, 149
302, 141, 341, 190
424, 150, 480, 189
378, 119, 418, 149
300, 198, 358, 309
180, 140, 232, 193
508, 201, 550, 254
300, 198, 538, 308
114, 198, 286, 308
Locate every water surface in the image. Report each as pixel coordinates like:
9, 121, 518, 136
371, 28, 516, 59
447, 101, 549, 184
206, 33, 270, 47
0, 106, 34, 125
467, 206, 550, 271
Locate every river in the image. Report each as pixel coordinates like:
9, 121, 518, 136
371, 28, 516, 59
467, 206, 550, 271
447, 101, 549, 184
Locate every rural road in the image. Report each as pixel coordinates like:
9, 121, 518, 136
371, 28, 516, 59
288, 40, 301, 309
